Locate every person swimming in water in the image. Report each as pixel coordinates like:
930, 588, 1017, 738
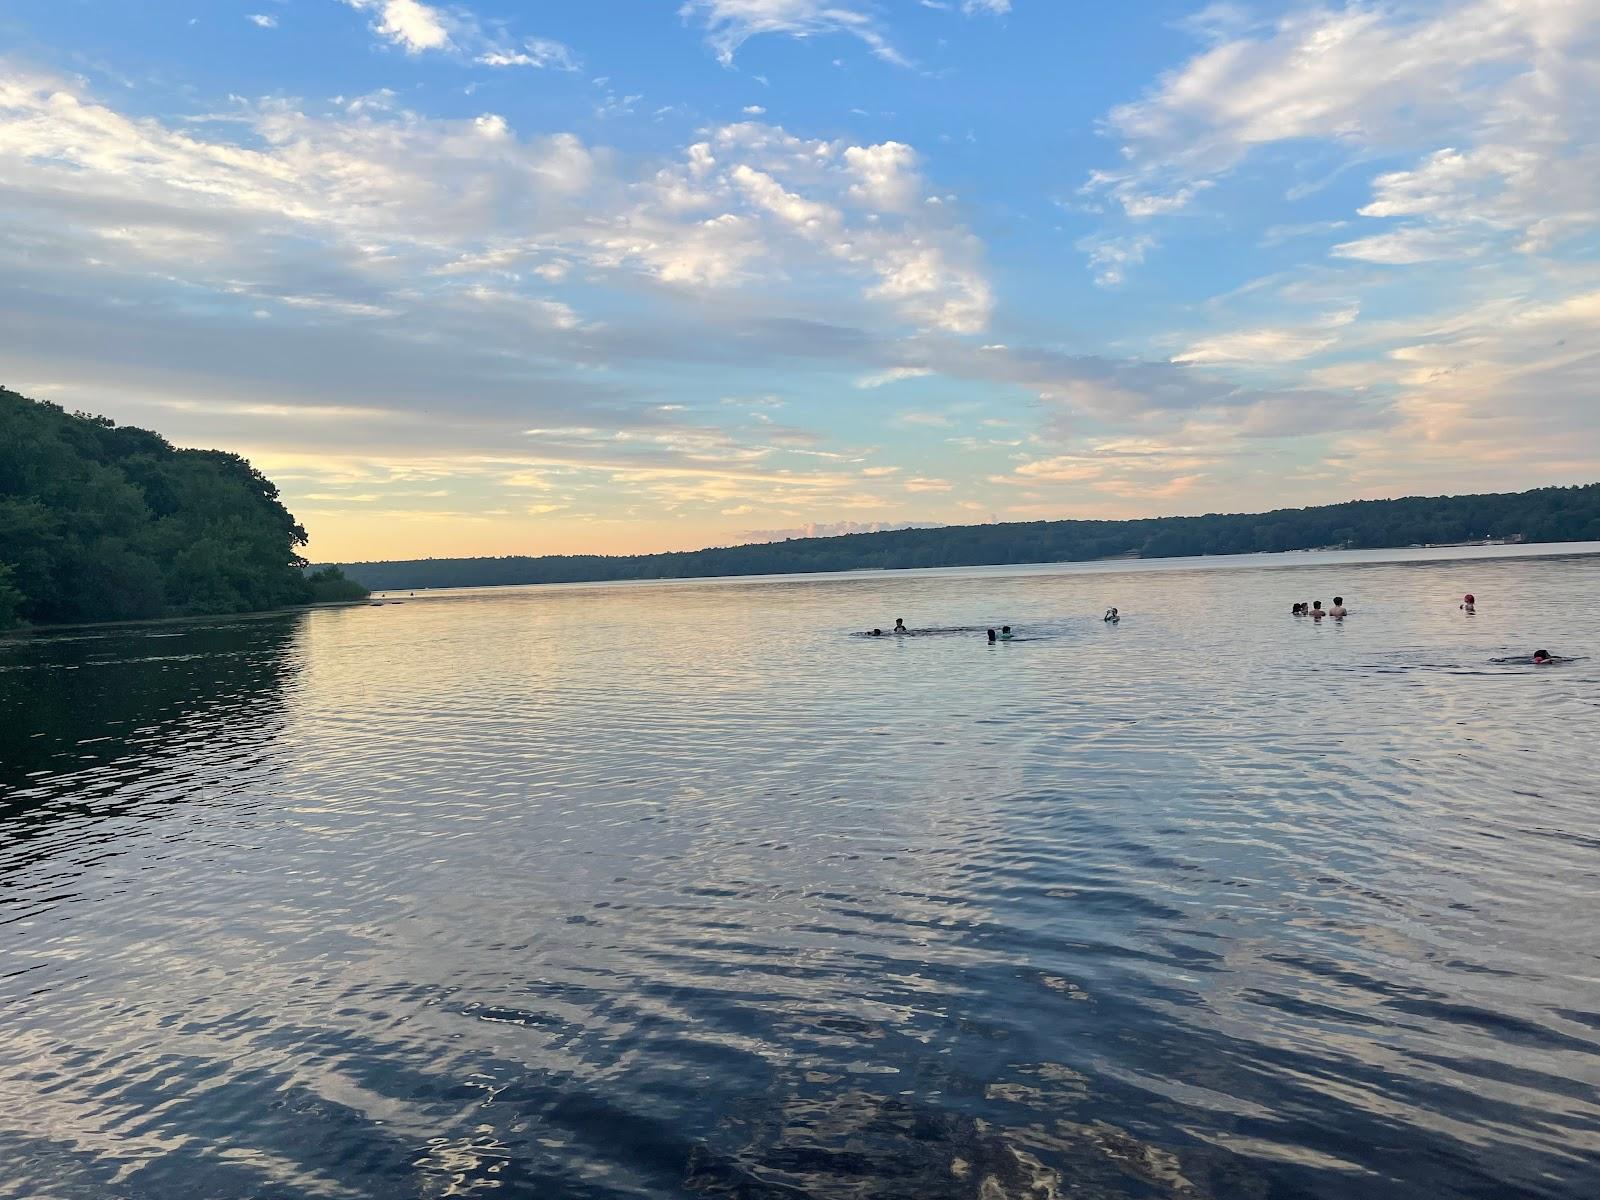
893, 618, 909, 634
1329, 596, 1348, 618
1104, 607, 1119, 623
999, 625, 1015, 641
867, 627, 884, 637
1533, 649, 1554, 664
986, 628, 997, 643
1310, 601, 1326, 620
1292, 602, 1306, 615
1461, 593, 1476, 613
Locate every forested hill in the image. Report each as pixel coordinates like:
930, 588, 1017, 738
329, 483, 1600, 592
0, 387, 363, 630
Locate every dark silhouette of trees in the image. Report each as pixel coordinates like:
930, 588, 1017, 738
305, 566, 369, 603
327, 483, 1600, 593
0, 387, 355, 629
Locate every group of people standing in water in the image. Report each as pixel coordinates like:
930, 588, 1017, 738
1292, 596, 1349, 619
1288, 590, 1561, 664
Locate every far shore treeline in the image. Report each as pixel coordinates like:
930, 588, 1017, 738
329, 483, 1600, 593
0, 387, 366, 630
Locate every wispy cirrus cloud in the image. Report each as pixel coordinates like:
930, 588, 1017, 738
680, 0, 907, 65
1084, 0, 1600, 267
477, 38, 581, 71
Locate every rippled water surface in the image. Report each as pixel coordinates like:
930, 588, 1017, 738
4, 545, 1600, 1199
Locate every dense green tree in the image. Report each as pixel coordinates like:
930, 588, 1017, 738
0, 564, 20, 629
0, 387, 316, 629
306, 566, 370, 603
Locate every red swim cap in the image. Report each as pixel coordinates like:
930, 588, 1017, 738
1464, 594, 1475, 603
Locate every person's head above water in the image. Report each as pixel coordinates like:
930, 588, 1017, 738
1464, 593, 1476, 604
1533, 649, 1552, 663
1312, 600, 1323, 609
1333, 596, 1343, 606
869, 628, 883, 636
1002, 625, 1011, 633
893, 618, 907, 631
987, 628, 997, 643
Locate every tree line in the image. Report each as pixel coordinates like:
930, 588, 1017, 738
0, 387, 365, 630
328, 482, 1600, 593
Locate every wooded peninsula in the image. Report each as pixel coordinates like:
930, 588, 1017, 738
330, 483, 1600, 592
0, 387, 365, 630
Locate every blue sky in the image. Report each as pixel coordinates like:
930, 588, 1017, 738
2, 1, 1596, 559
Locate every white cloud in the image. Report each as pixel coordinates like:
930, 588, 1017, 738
343, 0, 453, 54
1077, 233, 1154, 286
0, 65, 998, 334
731, 163, 841, 232
247, 14, 278, 29
1329, 226, 1477, 265
962, 0, 1010, 13
1259, 219, 1348, 247
680, 0, 908, 66
0, 60, 1013, 531
855, 366, 933, 388
1088, 0, 1600, 265
1068, 0, 1600, 492
478, 38, 580, 70
1105, 3, 1531, 172
341, 0, 580, 72
843, 141, 920, 212
1175, 307, 1359, 365
692, 127, 991, 330
1325, 289, 1600, 492
864, 240, 991, 333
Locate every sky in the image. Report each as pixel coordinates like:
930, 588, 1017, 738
1, 1, 1597, 562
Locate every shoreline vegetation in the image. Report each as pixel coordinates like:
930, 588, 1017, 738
326, 484, 1600, 594
0, 387, 367, 632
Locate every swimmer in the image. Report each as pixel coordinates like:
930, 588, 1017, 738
999, 625, 1015, 641
1104, 607, 1120, 623
1292, 602, 1306, 616
1310, 601, 1325, 620
1533, 649, 1554, 665
867, 628, 884, 637
893, 618, 909, 634
1461, 593, 1476, 613
987, 628, 997, 643
1329, 596, 1348, 618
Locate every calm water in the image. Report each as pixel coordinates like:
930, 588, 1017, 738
3, 545, 1600, 1200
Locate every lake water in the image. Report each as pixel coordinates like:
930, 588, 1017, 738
3, 544, 1599, 1199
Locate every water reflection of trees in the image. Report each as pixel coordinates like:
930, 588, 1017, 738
0, 614, 303, 840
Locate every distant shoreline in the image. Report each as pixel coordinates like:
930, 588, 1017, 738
320, 483, 1598, 594
364, 540, 1600, 599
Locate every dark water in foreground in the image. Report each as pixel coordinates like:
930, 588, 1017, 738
3, 545, 1600, 1199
